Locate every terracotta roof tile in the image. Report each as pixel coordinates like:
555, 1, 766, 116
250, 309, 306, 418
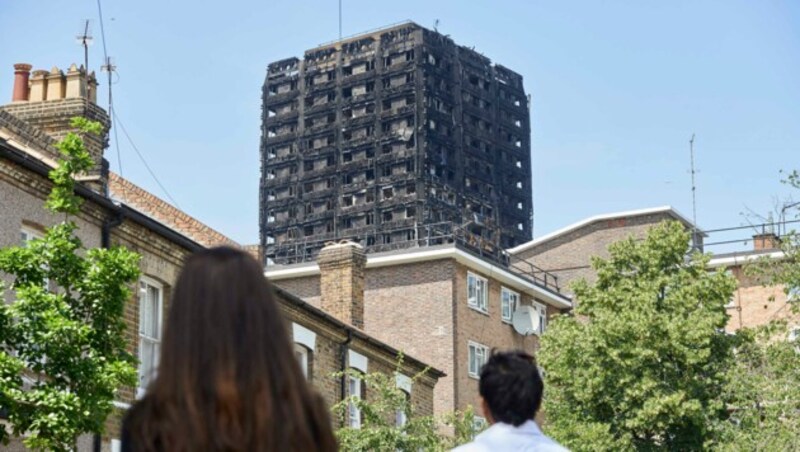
108, 172, 239, 249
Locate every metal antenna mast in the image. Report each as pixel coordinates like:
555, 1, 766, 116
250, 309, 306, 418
76, 20, 93, 96
101, 57, 116, 116
689, 133, 699, 248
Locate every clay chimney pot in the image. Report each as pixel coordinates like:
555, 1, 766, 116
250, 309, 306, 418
12, 63, 32, 102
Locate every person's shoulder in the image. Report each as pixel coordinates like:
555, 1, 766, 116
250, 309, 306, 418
451, 442, 492, 452
536, 435, 570, 452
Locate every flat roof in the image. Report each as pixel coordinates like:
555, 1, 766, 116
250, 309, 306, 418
265, 243, 572, 309
509, 206, 703, 255
707, 250, 785, 268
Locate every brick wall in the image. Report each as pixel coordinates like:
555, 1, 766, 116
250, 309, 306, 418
725, 263, 798, 331
274, 256, 559, 420
318, 242, 366, 328
2, 97, 110, 172
452, 263, 542, 412
280, 292, 438, 425
274, 275, 322, 306
0, 153, 190, 450
365, 260, 457, 417
513, 213, 681, 296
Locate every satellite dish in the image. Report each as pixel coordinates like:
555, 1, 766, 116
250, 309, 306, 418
512, 305, 539, 336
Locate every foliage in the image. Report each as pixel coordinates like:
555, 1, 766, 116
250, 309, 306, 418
538, 221, 738, 451
714, 170, 800, 450
0, 118, 139, 451
715, 322, 800, 451
332, 363, 481, 451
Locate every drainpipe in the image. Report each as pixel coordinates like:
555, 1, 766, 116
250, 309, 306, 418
339, 329, 353, 405
101, 211, 124, 248
94, 210, 124, 452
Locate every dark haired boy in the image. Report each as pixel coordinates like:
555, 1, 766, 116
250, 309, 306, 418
452, 350, 567, 451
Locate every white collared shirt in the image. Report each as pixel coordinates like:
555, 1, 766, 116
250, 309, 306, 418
452, 420, 569, 452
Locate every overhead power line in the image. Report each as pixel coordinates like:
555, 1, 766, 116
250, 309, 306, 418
111, 106, 183, 210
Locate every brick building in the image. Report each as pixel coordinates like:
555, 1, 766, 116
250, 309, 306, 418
261, 21, 533, 265
707, 233, 798, 333
266, 242, 571, 424
508, 206, 700, 298
509, 206, 799, 334
1, 63, 440, 450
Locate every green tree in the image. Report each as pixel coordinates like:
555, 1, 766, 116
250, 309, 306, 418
715, 170, 800, 450
538, 221, 737, 451
716, 322, 800, 451
332, 366, 480, 451
0, 118, 139, 451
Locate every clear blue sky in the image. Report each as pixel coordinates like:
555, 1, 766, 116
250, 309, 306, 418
2, 1, 798, 248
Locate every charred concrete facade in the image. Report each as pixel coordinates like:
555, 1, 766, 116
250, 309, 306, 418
261, 22, 532, 265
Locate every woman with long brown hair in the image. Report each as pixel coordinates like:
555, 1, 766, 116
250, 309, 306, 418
122, 247, 337, 451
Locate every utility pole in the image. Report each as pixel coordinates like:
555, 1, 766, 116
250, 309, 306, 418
338, 0, 342, 40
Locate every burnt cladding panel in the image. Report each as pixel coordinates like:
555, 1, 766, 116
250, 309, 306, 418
261, 23, 533, 263
262, 58, 302, 258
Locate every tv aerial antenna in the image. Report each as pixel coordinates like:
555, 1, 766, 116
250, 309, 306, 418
689, 133, 699, 249
76, 20, 93, 92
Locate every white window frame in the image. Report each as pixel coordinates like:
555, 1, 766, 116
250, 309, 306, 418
20, 225, 42, 244
292, 322, 317, 351
294, 343, 310, 379
533, 301, 548, 335
468, 341, 489, 379
138, 276, 163, 398
467, 272, 488, 313
348, 373, 362, 428
501, 287, 519, 323
395, 389, 410, 427
395, 373, 412, 427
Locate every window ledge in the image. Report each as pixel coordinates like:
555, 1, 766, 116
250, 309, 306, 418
468, 305, 490, 316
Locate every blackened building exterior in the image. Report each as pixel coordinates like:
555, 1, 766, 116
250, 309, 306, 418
260, 21, 532, 265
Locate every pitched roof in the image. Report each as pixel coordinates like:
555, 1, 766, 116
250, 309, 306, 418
509, 206, 702, 255
108, 172, 239, 249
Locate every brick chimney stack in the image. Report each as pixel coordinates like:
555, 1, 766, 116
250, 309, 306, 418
12, 63, 32, 102
2, 63, 110, 190
753, 233, 781, 251
317, 241, 367, 329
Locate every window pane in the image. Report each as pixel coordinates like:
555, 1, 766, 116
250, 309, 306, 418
467, 275, 476, 304
148, 288, 160, 337
469, 345, 476, 375
139, 340, 152, 385
348, 375, 361, 427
